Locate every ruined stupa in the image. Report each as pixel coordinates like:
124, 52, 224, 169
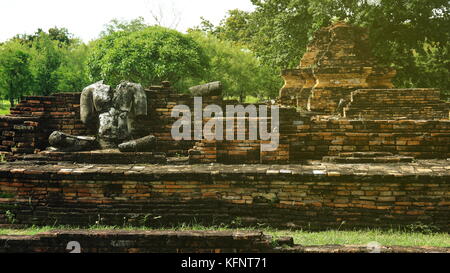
279, 22, 396, 113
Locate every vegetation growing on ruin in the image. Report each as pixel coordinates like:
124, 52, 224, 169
0, 100, 10, 115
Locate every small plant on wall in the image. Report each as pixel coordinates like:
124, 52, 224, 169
5, 210, 16, 224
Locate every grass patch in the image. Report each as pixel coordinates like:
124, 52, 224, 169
267, 229, 450, 248
0, 224, 448, 247
0, 226, 52, 236
0, 100, 11, 115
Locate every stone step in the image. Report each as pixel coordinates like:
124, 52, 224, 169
322, 156, 414, 163
338, 152, 393, 158
166, 156, 189, 165
19, 150, 168, 164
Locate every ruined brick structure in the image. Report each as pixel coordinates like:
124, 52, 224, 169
0, 94, 92, 157
279, 22, 449, 119
0, 22, 449, 233
279, 22, 396, 113
190, 22, 449, 164
0, 84, 217, 160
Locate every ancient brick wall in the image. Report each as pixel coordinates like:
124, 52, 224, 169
0, 116, 41, 156
0, 87, 225, 157
344, 89, 450, 120
137, 88, 223, 155
191, 114, 450, 163
190, 105, 286, 164
0, 163, 448, 231
137, 88, 196, 155
288, 119, 450, 160
2, 90, 449, 163
1, 93, 92, 156
9, 93, 92, 137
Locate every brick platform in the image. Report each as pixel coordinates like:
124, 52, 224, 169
0, 161, 448, 230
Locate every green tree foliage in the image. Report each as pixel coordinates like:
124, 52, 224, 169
0, 41, 34, 106
47, 27, 74, 46
87, 24, 209, 91
203, 9, 255, 46
13, 27, 75, 48
30, 33, 62, 95
205, 0, 450, 97
187, 31, 281, 101
412, 43, 450, 98
100, 17, 149, 37
10, 28, 90, 94
56, 42, 91, 92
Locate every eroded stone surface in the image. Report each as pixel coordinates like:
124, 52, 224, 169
189, 81, 222, 96
48, 131, 98, 152
118, 135, 157, 152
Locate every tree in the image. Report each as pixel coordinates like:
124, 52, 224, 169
187, 31, 282, 101
207, 9, 255, 46
56, 41, 91, 92
100, 17, 149, 37
14, 27, 75, 48
0, 41, 34, 107
48, 27, 74, 47
30, 33, 63, 95
87, 25, 209, 91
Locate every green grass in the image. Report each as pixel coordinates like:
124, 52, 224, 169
223, 96, 269, 104
0, 226, 51, 236
268, 229, 449, 248
0, 224, 448, 247
0, 100, 11, 115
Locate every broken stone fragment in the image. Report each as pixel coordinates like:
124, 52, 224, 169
118, 135, 157, 152
98, 108, 130, 144
113, 81, 147, 116
92, 82, 113, 113
80, 81, 112, 125
48, 131, 98, 152
189, 81, 222, 96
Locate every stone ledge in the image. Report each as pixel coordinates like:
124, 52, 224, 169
0, 230, 448, 253
1, 160, 449, 177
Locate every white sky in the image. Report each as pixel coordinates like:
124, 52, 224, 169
0, 0, 255, 42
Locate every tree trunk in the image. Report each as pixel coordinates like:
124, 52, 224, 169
9, 98, 15, 108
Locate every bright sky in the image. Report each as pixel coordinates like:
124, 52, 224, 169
0, 0, 255, 43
